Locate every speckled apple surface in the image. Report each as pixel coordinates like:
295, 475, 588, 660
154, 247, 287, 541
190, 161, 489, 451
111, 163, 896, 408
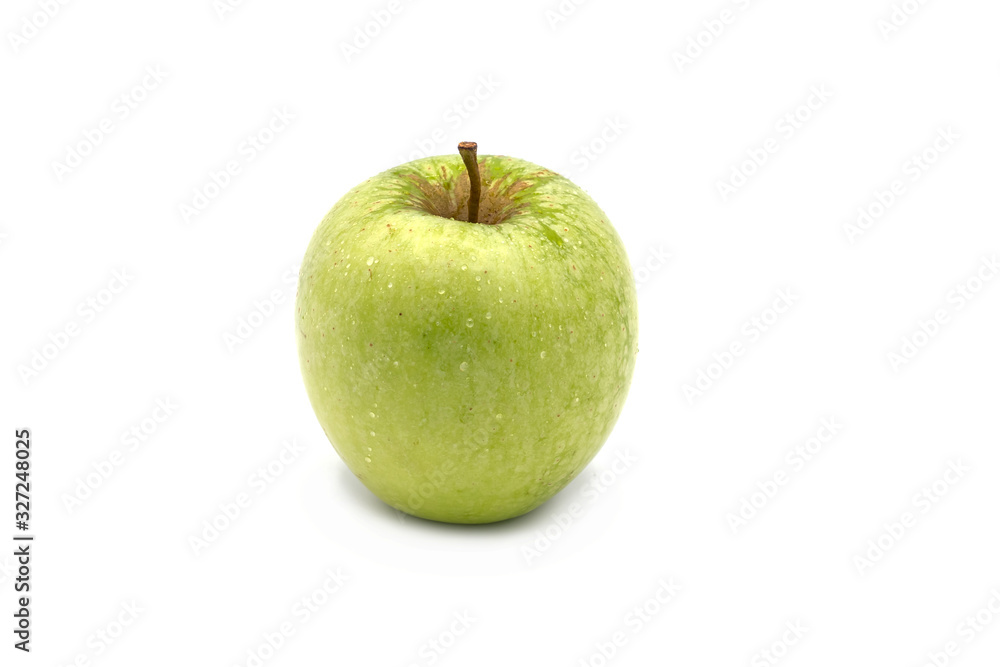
296, 154, 638, 524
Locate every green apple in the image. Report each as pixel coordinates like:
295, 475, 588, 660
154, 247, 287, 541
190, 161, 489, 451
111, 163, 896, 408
296, 143, 637, 524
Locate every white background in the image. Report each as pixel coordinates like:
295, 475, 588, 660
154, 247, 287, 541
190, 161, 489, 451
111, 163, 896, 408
2, 0, 999, 665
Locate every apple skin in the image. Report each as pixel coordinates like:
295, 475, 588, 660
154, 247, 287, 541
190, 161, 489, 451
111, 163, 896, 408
296, 153, 637, 524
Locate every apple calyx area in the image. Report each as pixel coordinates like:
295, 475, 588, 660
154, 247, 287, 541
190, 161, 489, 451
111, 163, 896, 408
404, 144, 528, 226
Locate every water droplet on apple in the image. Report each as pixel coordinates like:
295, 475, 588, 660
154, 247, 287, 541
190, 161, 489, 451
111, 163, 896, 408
388, 282, 393, 288
461, 265, 468, 271
475, 276, 481, 282
459, 362, 469, 371
366, 256, 374, 266
466, 318, 474, 328
369, 431, 376, 437
369, 411, 375, 418
540, 351, 547, 359
364, 457, 372, 463
485, 312, 492, 319
495, 414, 502, 420
438, 289, 446, 295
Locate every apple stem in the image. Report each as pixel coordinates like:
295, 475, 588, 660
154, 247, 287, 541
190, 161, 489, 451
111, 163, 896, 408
458, 141, 481, 224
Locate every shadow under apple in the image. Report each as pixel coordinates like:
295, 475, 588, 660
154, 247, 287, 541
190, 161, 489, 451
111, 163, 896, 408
297, 455, 625, 574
